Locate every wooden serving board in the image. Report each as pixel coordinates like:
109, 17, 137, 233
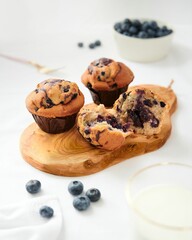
20, 84, 177, 176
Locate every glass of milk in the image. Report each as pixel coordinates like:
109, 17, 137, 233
126, 162, 192, 240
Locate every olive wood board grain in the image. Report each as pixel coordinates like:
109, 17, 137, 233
20, 84, 177, 176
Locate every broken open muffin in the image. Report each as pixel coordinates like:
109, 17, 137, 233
114, 88, 168, 135
77, 104, 128, 150
77, 87, 168, 150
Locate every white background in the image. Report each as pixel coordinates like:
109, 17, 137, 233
0, 0, 192, 239
1, 0, 192, 43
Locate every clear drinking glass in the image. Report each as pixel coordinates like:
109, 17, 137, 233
126, 162, 192, 240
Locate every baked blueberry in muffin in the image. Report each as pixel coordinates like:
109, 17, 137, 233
26, 79, 84, 133
81, 57, 134, 107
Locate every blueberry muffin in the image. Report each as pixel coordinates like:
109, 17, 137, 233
77, 87, 168, 150
81, 57, 134, 107
26, 79, 84, 133
77, 104, 129, 150
113, 88, 168, 135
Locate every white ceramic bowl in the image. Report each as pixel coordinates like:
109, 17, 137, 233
113, 20, 174, 63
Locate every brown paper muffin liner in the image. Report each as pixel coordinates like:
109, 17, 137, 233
89, 86, 128, 107
32, 113, 77, 134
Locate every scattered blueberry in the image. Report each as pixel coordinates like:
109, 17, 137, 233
78, 42, 83, 48
40, 206, 54, 219
73, 196, 91, 211
94, 40, 101, 46
89, 43, 95, 49
68, 180, 84, 196
89, 40, 102, 49
86, 188, 101, 202
26, 180, 41, 194
77, 40, 102, 49
114, 18, 173, 39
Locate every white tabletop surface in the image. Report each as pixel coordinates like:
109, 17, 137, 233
1, 15, 192, 240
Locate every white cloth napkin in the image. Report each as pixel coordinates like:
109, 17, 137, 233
0, 196, 63, 240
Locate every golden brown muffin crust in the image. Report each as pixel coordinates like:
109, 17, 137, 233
81, 58, 134, 91
26, 79, 84, 118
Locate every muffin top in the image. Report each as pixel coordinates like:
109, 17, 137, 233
81, 57, 134, 91
26, 79, 84, 118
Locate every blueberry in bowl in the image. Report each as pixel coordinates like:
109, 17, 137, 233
114, 19, 173, 39
113, 18, 174, 62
